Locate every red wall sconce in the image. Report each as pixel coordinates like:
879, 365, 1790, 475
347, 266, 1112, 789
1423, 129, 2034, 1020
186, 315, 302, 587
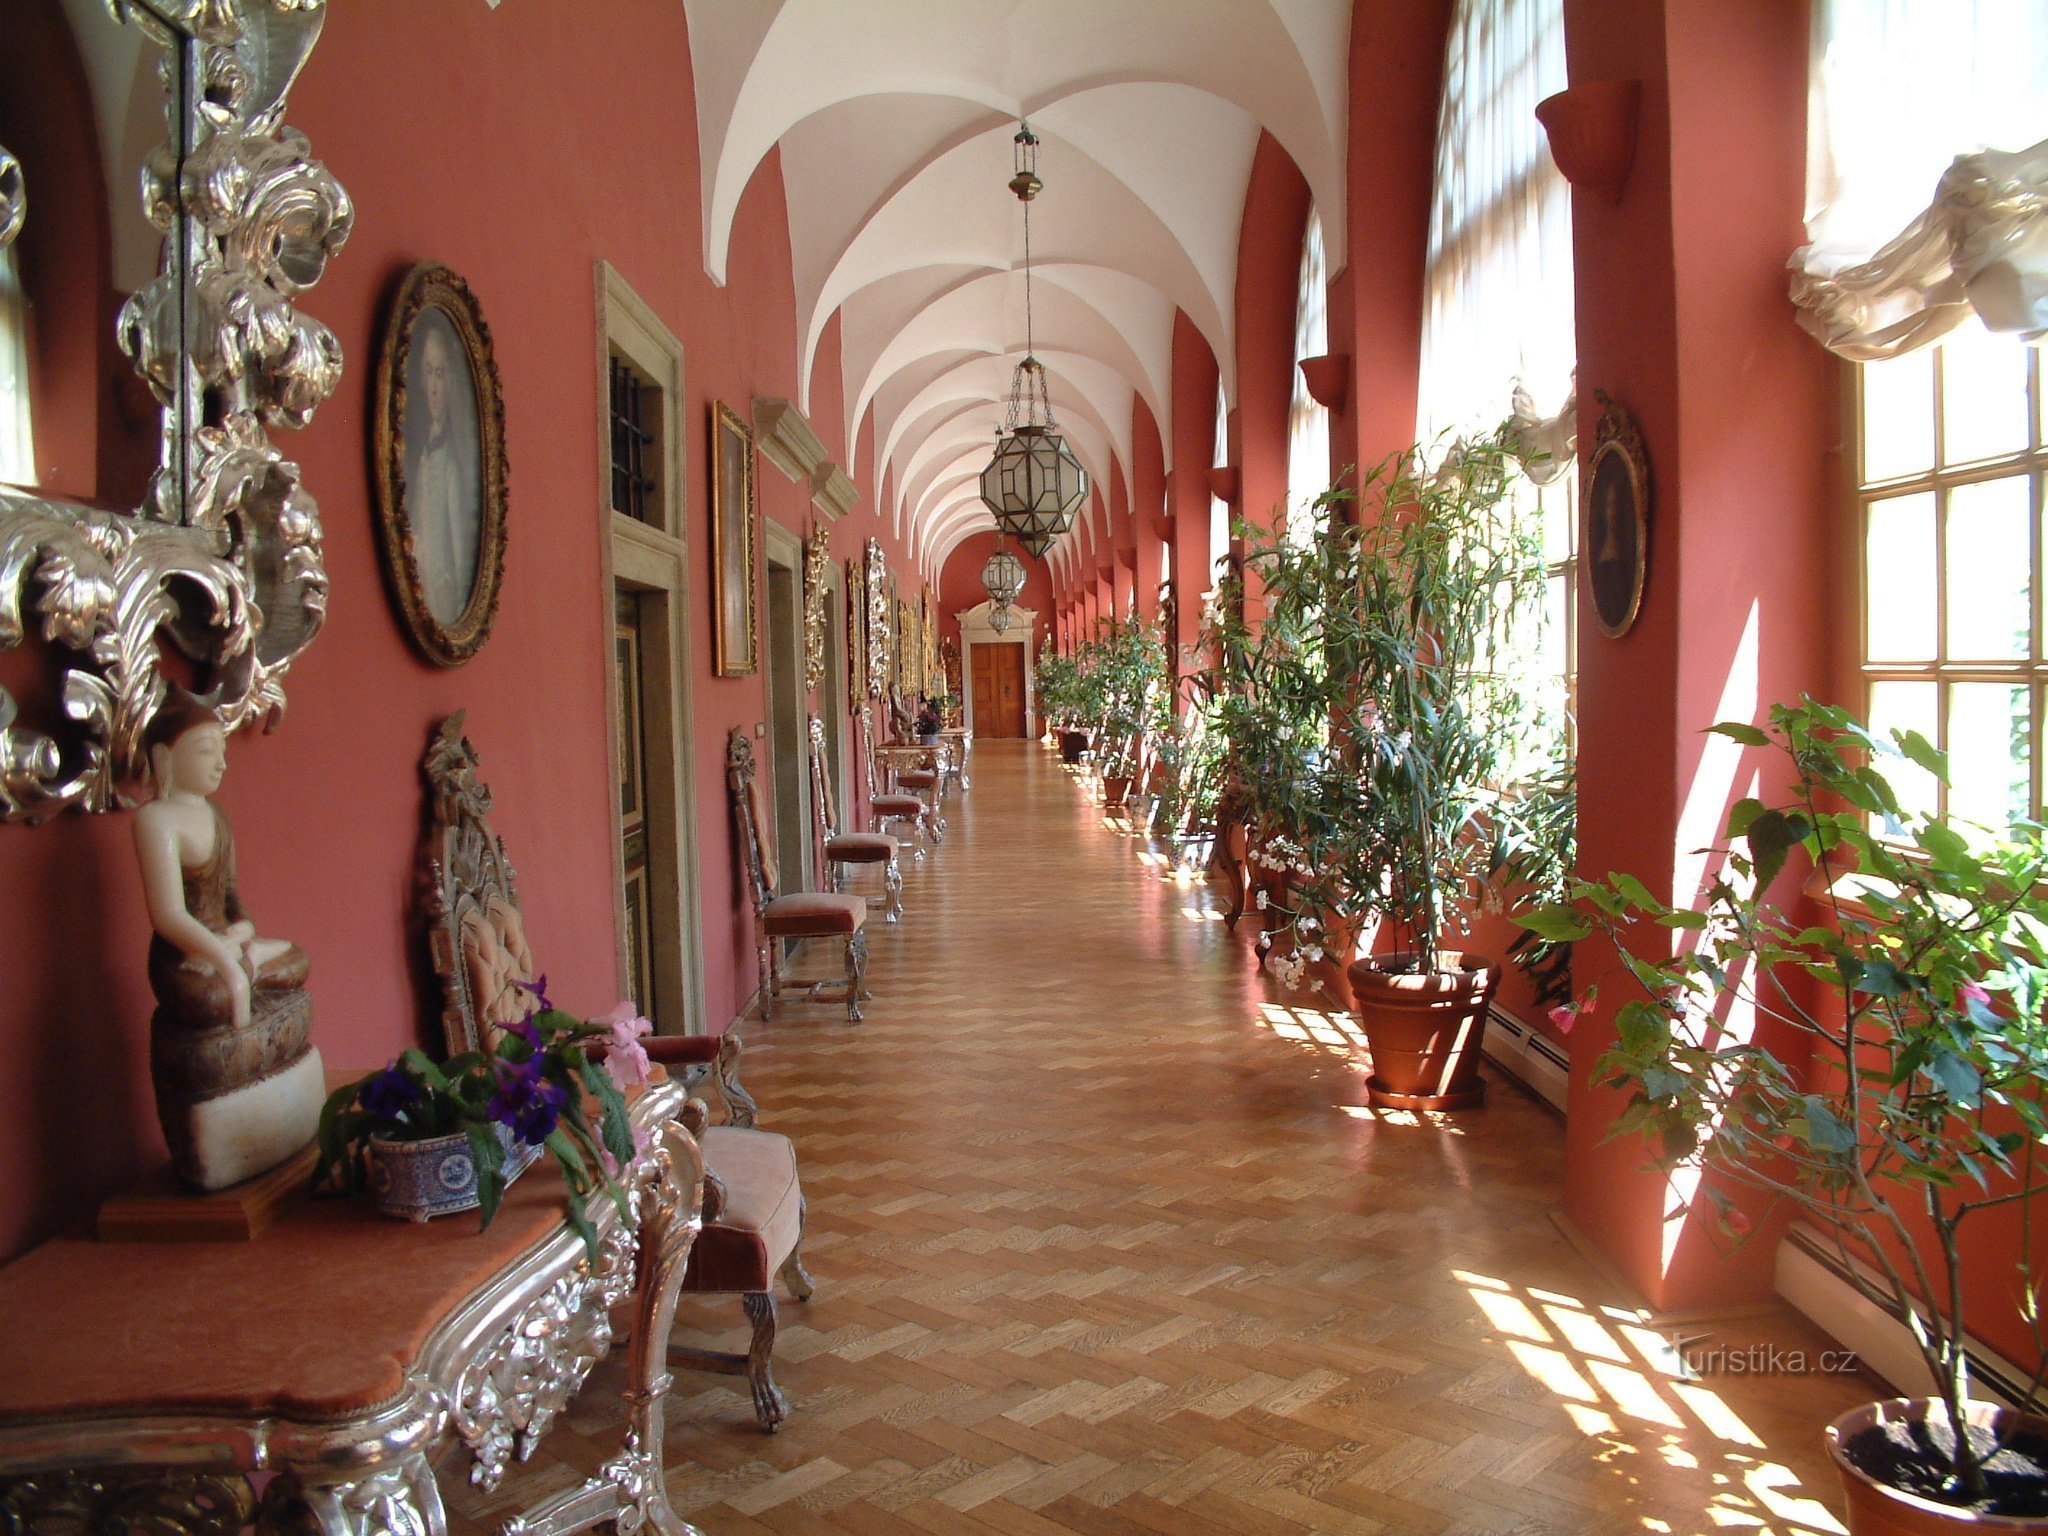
1206, 466, 1240, 504
1297, 354, 1350, 413
1535, 80, 1641, 206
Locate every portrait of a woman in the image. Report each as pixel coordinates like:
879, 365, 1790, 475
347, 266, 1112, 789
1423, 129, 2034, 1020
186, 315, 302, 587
404, 308, 481, 625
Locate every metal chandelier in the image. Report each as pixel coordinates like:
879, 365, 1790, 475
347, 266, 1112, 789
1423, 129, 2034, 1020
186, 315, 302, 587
977, 122, 1088, 560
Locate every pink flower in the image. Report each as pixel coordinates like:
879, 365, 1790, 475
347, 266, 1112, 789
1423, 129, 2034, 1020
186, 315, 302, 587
1958, 981, 1991, 1015
601, 1001, 652, 1087
1725, 1210, 1753, 1237
1540, 999, 1589, 1036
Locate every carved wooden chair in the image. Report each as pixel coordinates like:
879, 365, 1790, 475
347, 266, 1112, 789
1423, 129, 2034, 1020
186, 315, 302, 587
809, 714, 903, 923
423, 713, 816, 1432
858, 704, 934, 856
728, 728, 870, 1022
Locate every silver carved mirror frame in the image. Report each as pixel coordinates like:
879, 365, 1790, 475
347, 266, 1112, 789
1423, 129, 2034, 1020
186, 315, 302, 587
0, 0, 350, 822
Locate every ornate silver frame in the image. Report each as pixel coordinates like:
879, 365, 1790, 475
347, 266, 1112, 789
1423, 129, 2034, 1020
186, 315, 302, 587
864, 537, 891, 699
0, 0, 350, 822
801, 523, 830, 695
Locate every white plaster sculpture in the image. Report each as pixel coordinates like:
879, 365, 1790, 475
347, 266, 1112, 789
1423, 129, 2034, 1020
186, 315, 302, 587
133, 696, 323, 1191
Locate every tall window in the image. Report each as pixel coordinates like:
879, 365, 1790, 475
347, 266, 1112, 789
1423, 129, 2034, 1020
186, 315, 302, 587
0, 245, 33, 486
1820, 1, 2048, 831
1286, 207, 1328, 542
1209, 380, 1230, 585
1416, 0, 1573, 447
1857, 331, 2044, 828
1417, 0, 1576, 738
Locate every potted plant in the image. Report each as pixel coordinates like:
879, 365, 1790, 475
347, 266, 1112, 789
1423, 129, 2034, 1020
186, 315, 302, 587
1091, 617, 1168, 808
1521, 699, 2048, 1528
315, 990, 652, 1259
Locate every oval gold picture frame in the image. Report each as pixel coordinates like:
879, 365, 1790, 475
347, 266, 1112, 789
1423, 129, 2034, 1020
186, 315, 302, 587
373, 262, 509, 667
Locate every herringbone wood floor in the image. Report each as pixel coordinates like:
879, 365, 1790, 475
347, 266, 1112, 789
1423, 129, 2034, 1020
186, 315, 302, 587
446, 743, 1865, 1536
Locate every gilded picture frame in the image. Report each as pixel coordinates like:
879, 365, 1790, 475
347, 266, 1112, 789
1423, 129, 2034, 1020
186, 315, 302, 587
845, 554, 866, 711
373, 262, 509, 668
711, 401, 759, 676
1583, 390, 1649, 640
864, 538, 891, 699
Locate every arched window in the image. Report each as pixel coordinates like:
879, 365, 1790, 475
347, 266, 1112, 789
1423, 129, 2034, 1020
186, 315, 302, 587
1286, 207, 1328, 542
1416, 0, 1573, 442
0, 244, 32, 486
1417, 0, 1576, 740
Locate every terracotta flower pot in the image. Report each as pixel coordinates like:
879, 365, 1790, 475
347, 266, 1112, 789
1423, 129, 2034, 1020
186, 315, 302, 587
1826, 1398, 2048, 1533
1346, 950, 1499, 1110
1102, 774, 1133, 807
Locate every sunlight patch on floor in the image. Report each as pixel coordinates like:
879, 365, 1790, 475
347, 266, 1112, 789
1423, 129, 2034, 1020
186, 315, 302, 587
1452, 1268, 1847, 1535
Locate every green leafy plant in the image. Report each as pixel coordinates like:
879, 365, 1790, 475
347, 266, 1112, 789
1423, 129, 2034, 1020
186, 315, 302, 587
314, 991, 649, 1259
1521, 698, 2048, 1505
1034, 644, 1084, 728
1205, 437, 1563, 984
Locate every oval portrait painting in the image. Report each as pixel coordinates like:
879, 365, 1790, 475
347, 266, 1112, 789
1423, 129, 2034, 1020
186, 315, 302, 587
1584, 414, 1647, 640
374, 263, 508, 666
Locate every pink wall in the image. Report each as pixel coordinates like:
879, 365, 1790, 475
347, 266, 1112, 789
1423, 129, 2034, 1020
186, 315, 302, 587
0, 0, 935, 1262
1559, 0, 1834, 1312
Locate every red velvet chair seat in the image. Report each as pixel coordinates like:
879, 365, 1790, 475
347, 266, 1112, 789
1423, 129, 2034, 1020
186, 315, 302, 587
762, 890, 866, 936
871, 792, 924, 815
824, 831, 895, 863
682, 1125, 803, 1294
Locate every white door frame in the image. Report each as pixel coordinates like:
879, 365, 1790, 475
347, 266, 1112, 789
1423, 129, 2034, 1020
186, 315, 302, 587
956, 601, 1037, 738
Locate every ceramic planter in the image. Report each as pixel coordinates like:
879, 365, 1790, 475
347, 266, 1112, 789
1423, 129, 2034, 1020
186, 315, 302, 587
1826, 1399, 2048, 1533
369, 1123, 541, 1223
1102, 774, 1132, 807
1346, 950, 1500, 1110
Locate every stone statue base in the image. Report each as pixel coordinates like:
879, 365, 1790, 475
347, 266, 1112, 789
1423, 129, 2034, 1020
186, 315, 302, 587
158, 1047, 325, 1193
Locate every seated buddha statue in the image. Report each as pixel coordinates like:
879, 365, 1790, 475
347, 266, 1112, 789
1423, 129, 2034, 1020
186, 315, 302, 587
132, 696, 324, 1191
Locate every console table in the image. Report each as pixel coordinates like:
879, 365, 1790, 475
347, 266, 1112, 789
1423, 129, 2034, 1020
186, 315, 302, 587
0, 1075, 704, 1536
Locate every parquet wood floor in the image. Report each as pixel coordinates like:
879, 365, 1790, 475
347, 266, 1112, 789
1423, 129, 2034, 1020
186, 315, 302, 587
445, 743, 1867, 1536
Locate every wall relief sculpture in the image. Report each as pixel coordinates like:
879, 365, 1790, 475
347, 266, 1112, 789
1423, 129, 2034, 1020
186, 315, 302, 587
864, 537, 891, 699
0, 0, 350, 823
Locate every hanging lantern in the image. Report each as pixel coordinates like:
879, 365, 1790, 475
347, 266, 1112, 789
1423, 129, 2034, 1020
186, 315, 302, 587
981, 540, 1026, 607
979, 123, 1088, 559
987, 601, 1015, 633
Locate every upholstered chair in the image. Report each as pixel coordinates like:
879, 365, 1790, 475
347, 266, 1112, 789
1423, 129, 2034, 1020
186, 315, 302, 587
643, 1033, 814, 1433
858, 705, 934, 856
421, 714, 816, 1432
728, 728, 870, 1022
809, 715, 903, 922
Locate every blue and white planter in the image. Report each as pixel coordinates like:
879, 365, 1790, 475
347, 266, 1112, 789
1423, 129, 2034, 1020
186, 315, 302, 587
368, 1123, 542, 1223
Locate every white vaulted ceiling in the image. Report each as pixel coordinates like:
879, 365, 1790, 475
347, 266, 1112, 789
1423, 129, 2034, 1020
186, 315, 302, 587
682, 0, 1351, 579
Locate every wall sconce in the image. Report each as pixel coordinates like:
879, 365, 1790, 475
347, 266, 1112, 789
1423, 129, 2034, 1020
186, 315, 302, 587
1206, 466, 1240, 504
1297, 354, 1350, 413
1535, 80, 1642, 206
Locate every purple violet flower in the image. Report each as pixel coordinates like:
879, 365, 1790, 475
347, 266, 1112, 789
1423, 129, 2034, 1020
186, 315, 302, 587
489, 1058, 569, 1145
360, 1065, 422, 1122
514, 974, 553, 1010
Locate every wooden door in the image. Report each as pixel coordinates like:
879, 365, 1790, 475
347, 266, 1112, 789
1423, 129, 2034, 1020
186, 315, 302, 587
972, 643, 1027, 736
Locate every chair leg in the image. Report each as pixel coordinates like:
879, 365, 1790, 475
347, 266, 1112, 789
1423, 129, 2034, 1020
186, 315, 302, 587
883, 856, 903, 923
779, 1199, 816, 1302
845, 929, 868, 1020
758, 940, 775, 1021
741, 1292, 788, 1432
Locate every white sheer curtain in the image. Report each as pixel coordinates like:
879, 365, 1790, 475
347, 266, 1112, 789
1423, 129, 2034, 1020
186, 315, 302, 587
1794, 0, 2048, 357
1415, 0, 1574, 449
0, 246, 33, 486
1209, 380, 1229, 582
1286, 207, 1329, 539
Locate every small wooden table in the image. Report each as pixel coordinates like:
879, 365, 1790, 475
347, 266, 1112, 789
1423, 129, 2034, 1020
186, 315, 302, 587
0, 1077, 704, 1536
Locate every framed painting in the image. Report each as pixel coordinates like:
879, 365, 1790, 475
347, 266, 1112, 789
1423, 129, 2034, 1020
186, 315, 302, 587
1583, 391, 1649, 639
373, 262, 508, 667
711, 401, 759, 675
